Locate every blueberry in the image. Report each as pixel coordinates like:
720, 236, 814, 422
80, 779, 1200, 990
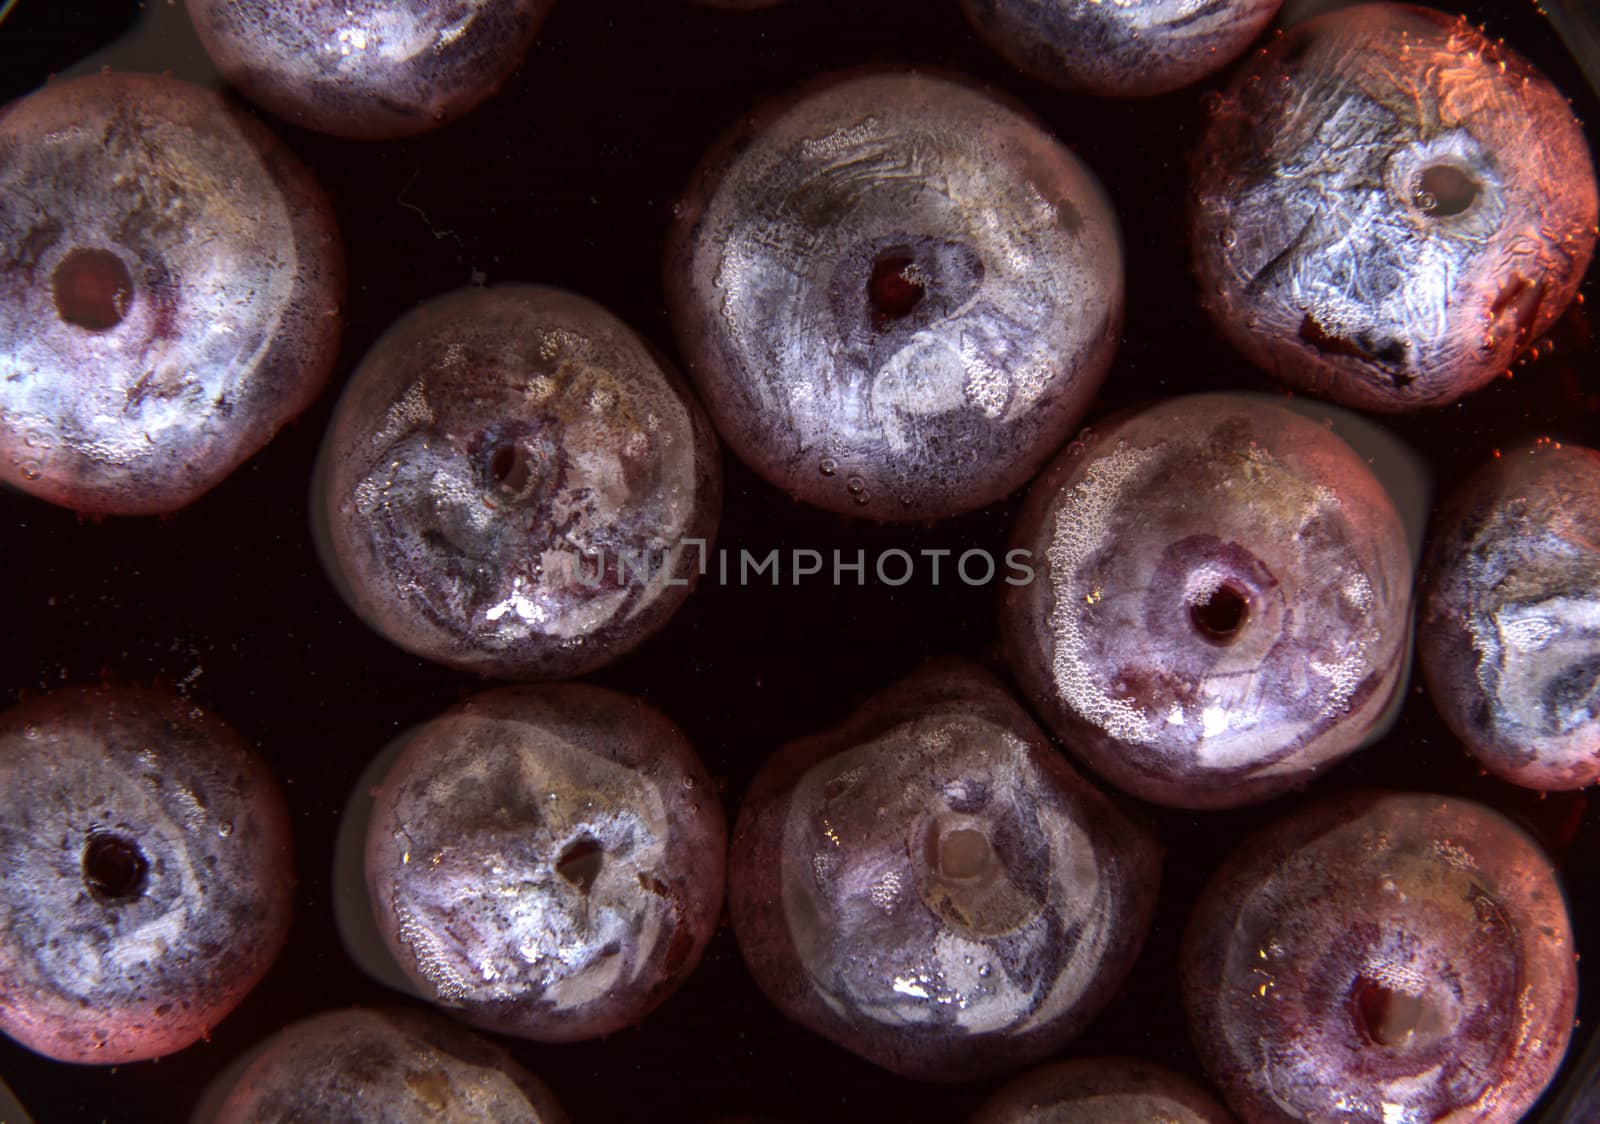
0, 73, 342, 515
1003, 393, 1412, 809
729, 662, 1159, 1080
666, 69, 1123, 521
1190, 3, 1598, 412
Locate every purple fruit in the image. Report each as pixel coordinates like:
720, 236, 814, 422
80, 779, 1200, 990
1419, 443, 1600, 790
320, 285, 720, 680
730, 663, 1159, 1081
962, 0, 1283, 98
1003, 393, 1412, 809
970, 1056, 1237, 1123
666, 69, 1123, 521
364, 685, 725, 1042
212, 1007, 566, 1122
0, 686, 293, 1064
1190, 3, 1598, 412
1182, 791, 1576, 1123
0, 73, 342, 515
186, 0, 555, 139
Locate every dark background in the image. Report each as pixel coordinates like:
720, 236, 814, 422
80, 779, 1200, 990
2, 0, 1600, 1120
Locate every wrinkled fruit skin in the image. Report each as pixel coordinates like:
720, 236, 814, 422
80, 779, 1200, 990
1182, 791, 1576, 1124
212, 1007, 567, 1123
365, 685, 726, 1042
969, 1056, 1237, 1123
185, 0, 555, 139
0, 72, 342, 515
1419, 444, 1600, 790
321, 284, 720, 680
666, 69, 1123, 521
1191, 3, 1598, 413
729, 662, 1160, 1081
0, 686, 293, 1064
1003, 394, 1412, 810
961, 0, 1282, 98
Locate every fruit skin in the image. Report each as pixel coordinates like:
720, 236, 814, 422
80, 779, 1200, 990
320, 284, 720, 681
1419, 443, 1600, 791
961, 0, 1283, 99
0, 686, 293, 1065
185, 0, 556, 139
1181, 790, 1576, 1124
1003, 393, 1412, 810
0, 72, 343, 516
364, 684, 726, 1042
1190, 3, 1598, 413
729, 661, 1160, 1081
211, 1007, 567, 1123
666, 68, 1123, 522
969, 1056, 1237, 1123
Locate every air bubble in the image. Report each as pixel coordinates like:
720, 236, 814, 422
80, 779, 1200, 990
820, 458, 838, 476
846, 476, 866, 495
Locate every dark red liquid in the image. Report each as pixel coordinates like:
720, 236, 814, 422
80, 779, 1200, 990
51, 247, 132, 332
1, 0, 1597, 1121
868, 252, 925, 329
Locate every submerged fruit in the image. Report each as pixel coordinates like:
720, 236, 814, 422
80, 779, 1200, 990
212, 1007, 567, 1122
319, 285, 720, 680
0, 72, 342, 514
365, 685, 725, 1041
1182, 791, 1576, 1123
186, 0, 556, 138
1004, 393, 1412, 809
1419, 443, 1600, 790
730, 663, 1159, 1080
1191, 3, 1598, 412
0, 686, 293, 1064
667, 69, 1123, 520
962, 0, 1283, 98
